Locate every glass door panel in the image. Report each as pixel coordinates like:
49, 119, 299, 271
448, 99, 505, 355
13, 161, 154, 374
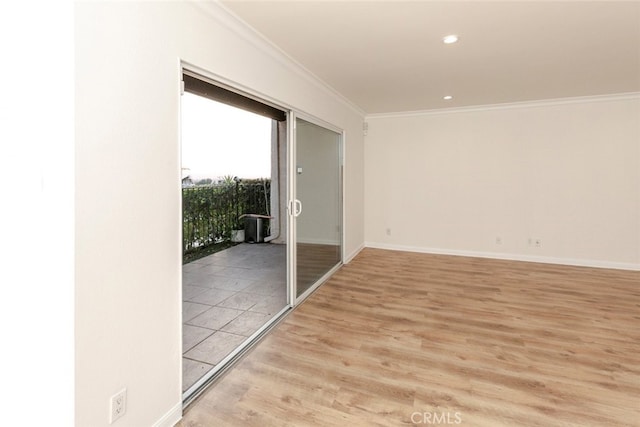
294, 118, 342, 298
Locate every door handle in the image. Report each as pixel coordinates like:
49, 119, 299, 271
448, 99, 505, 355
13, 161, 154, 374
294, 199, 303, 217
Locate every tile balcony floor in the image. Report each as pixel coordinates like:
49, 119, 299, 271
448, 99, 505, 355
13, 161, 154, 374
182, 242, 287, 392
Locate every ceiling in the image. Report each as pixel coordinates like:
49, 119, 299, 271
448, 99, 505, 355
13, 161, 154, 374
221, 1, 640, 114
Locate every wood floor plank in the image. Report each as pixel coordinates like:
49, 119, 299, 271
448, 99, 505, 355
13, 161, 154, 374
179, 248, 640, 426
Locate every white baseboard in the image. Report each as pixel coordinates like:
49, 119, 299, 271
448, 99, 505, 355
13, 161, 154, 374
344, 243, 365, 264
153, 402, 182, 427
364, 242, 640, 271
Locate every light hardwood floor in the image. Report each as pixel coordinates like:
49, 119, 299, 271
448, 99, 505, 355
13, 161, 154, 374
297, 243, 341, 296
178, 248, 640, 426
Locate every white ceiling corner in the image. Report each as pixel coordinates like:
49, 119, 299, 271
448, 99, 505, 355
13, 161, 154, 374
221, 0, 640, 115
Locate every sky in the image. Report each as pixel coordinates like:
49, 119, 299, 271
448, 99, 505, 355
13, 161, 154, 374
181, 92, 271, 180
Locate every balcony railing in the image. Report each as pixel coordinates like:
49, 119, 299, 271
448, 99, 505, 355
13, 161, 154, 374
182, 179, 271, 259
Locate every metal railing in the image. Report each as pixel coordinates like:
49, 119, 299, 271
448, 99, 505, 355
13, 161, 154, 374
182, 179, 270, 255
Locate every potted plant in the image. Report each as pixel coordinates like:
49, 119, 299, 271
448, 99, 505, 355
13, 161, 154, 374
230, 216, 245, 243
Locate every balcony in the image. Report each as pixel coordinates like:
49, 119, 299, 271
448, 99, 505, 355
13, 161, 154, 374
182, 178, 287, 392
182, 178, 271, 263
182, 242, 286, 391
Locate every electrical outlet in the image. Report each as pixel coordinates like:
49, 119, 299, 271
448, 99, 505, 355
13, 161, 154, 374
386, 228, 391, 236
110, 388, 127, 424
495, 237, 502, 245
535, 239, 541, 247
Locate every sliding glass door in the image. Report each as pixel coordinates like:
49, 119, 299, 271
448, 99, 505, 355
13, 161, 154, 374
180, 69, 345, 404
293, 117, 343, 299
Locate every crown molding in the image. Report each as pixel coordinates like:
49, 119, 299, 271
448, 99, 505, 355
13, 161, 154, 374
190, 1, 366, 118
367, 92, 640, 120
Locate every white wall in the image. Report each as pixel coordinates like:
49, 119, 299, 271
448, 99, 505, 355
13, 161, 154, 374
365, 96, 640, 269
75, 2, 364, 426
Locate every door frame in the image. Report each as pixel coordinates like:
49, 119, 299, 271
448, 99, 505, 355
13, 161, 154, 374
180, 64, 293, 405
179, 61, 346, 404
